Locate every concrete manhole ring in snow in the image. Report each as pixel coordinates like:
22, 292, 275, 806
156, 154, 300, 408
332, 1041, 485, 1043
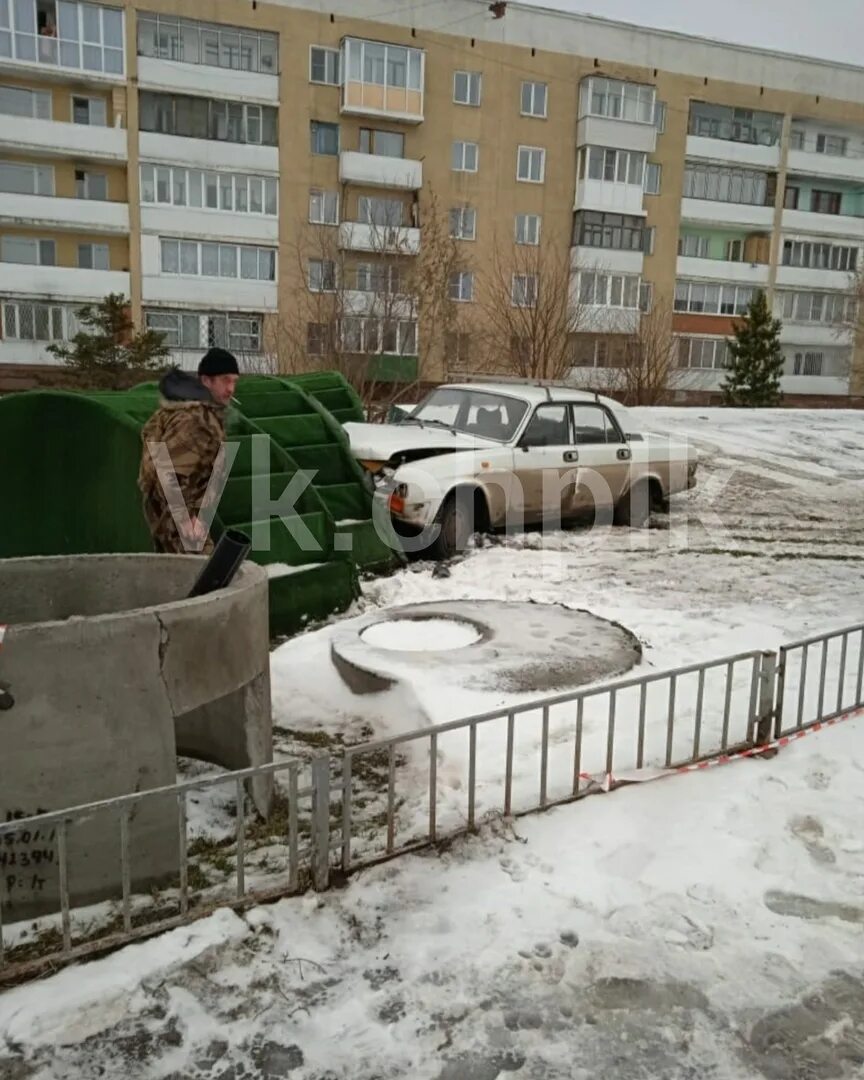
330, 600, 642, 696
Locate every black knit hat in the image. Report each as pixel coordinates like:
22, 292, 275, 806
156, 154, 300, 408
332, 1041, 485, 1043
198, 347, 239, 377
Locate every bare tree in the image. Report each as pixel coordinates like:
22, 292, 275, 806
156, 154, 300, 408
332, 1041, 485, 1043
271, 184, 461, 418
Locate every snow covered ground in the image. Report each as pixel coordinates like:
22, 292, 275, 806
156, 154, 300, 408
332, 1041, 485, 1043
1, 408, 863, 1079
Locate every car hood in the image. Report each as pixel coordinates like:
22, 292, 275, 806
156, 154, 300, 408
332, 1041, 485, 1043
343, 421, 499, 460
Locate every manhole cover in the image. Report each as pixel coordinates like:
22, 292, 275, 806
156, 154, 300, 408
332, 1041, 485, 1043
360, 617, 482, 652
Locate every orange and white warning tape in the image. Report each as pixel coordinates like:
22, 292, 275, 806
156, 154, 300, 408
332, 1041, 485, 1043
575, 704, 864, 794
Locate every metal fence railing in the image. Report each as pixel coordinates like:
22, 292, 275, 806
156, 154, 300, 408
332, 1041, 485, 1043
1, 622, 862, 985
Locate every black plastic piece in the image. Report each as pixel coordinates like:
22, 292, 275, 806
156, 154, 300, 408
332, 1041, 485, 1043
187, 528, 252, 598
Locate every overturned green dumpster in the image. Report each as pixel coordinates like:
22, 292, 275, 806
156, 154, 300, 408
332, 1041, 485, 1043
0, 372, 401, 636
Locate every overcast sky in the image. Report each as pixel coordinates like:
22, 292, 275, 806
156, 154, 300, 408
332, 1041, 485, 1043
519, 0, 864, 66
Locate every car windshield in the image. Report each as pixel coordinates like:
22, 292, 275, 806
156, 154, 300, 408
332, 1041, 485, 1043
408, 388, 528, 442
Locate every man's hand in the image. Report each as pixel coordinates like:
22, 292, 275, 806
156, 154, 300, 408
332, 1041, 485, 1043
181, 516, 209, 546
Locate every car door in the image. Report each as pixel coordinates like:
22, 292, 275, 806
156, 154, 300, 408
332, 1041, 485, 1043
569, 403, 632, 519
511, 403, 579, 528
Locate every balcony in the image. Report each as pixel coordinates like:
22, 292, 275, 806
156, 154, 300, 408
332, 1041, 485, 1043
787, 139, 864, 185
576, 115, 656, 155
680, 198, 775, 231
340, 38, 424, 124
338, 222, 420, 255
0, 117, 127, 162
574, 178, 645, 217
775, 265, 854, 291
140, 206, 278, 245
0, 263, 129, 300
779, 323, 852, 348
136, 56, 278, 105
339, 151, 422, 191
686, 135, 780, 170
138, 132, 278, 175
0, 192, 128, 233
341, 290, 415, 318
571, 246, 643, 275
138, 234, 277, 310
676, 255, 770, 287
782, 208, 864, 242
0, 0, 125, 82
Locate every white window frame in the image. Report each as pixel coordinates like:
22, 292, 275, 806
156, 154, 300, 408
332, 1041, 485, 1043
160, 238, 277, 281
310, 120, 340, 155
677, 336, 732, 371
511, 273, 538, 308
453, 70, 481, 107
516, 145, 545, 184
2, 299, 72, 341
782, 240, 858, 273
582, 146, 646, 186
515, 213, 541, 246
144, 309, 263, 352
449, 206, 476, 241
140, 163, 277, 216
309, 45, 340, 86
578, 271, 641, 309
0, 84, 52, 119
77, 242, 110, 270
307, 258, 337, 292
309, 188, 339, 225
1, 0, 125, 76
75, 168, 107, 200
673, 280, 755, 316
520, 80, 547, 118
452, 140, 479, 173
580, 77, 656, 125
0, 160, 54, 196
644, 161, 661, 195
449, 270, 474, 302
816, 133, 848, 157
678, 234, 711, 258
0, 235, 55, 265
71, 93, 107, 126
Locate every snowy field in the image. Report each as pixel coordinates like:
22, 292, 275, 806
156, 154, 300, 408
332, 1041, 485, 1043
1, 407, 864, 1079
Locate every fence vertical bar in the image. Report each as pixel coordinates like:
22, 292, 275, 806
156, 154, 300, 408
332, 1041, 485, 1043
664, 675, 677, 767
572, 698, 584, 795
468, 723, 477, 829
0, 897, 4, 969
234, 778, 246, 900
797, 644, 809, 728
774, 651, 786, 738
119, 808, 132, 934
722, 660, 734, 747
756, 652, 776, 746
605, 691, 617, 778
692, 669, 706, 759
837, 633, 848, 714
636, 683, 647, 769
857, 629, 864, 706
504, 712, 515, 816
386, 745, 396, 854
57, 820, 71, 954
429, 733, 437, 842
817, 638, 829, 721
177, 792, 188, 916
341, 754, 352, 874
288, 763, 299, 889
540, 706, 549, 809
310, 756, 330, 892
746, 656, 761, 742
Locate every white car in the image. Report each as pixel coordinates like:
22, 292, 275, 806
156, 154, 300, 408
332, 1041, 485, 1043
345, 383, 698, 558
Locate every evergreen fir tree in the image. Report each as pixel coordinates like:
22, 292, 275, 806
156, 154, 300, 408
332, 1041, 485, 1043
48, 293, 169, 388
721, 290, 785, 407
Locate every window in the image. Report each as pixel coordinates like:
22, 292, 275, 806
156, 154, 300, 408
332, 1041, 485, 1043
307, 322, 328, 356
677, 337, 732, 370
792, 351, 823, 376
160, 238, 276, 280
784, 186, 800, 210
452, 140, 478, 172
578, 272, 640, 309
581, 146, 645, 185
137, 14, 276, 74
309, 189, 338, 225
0, 84, 51, 118
574, 211, 645, 252
687, 102, 783, 146
358, 128, 404, 158
140, 164, 277, 215
77, 243, 109, 269
310, 120, 339, 155
445, 331, 471, 366
355, 263, 401, 294
654, 100, 667, 132
725, 239, 744, 262
449, 206, 476, 240
2, 300, 71, 341
308, 258, 336, 292
138, 92, 278, 146
72, 94, 107, 126
774, 291, 856, 325
145, 309, 262, 351
816, 133, 848, 157
645, 162, 661, 195
515, 213, 541, 246
520, 404, 570, 447
453, 70, 481, 106
309, 45, 339, 85
810, 189, 842, 215
683, 163, 774, 206
517, 145, 545, 183
342, 38, 423, 93
0, 0, 124, 75
570, 404, 622, 445
580, 77, 655, 124
357, 196, 403, 226
75, 169, 106, 200
511, 273, 538, 307
0, 235, 55, 264
449, 270, 474, 302
790, 128, 806, 150
521, 80, 547, 118
782, 240, 857, 272
338, 316, 417, 354
673, 280, 754, 315
0, 161, 53, 195
678, 234, 711, 258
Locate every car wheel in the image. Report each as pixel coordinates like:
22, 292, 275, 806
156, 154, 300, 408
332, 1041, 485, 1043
429, 489, 484, 560
614, 479, 652, 529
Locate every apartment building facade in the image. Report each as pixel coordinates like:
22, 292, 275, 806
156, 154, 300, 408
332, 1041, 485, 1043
1, 0, 863, 399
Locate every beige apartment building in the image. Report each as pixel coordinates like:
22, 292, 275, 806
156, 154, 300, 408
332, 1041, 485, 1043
1, 0, 864, 399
